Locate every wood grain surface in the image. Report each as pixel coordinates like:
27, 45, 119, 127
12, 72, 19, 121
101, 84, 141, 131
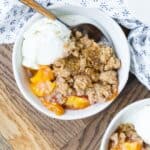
0, 44, 150, 150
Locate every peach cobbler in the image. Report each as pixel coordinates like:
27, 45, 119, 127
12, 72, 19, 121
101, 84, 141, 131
109, 124, 150, 150
24, 31, 121, 115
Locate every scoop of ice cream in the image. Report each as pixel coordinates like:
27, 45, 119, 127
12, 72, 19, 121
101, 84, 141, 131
134, 106, 150, 145
22, 18, 71, 69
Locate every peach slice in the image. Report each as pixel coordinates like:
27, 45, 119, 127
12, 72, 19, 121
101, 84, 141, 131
65, 96, 90, 109
30, 66, 54, 83
122, 142, 142, 150
42, 100, 64, 115
31, 81, 56, 97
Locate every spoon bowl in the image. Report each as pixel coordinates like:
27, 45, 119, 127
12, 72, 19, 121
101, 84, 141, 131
71, 23, 104, 42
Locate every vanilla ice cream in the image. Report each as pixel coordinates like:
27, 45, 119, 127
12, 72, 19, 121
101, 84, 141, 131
134, 106, 150, 145
22, 18, 71, 69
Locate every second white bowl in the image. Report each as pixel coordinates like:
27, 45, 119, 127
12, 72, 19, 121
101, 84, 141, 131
100, 98, 150, 150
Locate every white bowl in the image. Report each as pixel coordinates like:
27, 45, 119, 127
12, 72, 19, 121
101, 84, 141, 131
12, 4, 130, 120
100, 98, 150, 150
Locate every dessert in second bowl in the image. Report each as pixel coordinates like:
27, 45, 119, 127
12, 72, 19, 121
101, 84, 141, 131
22, 17, 121, 116
109, 123, 150, 150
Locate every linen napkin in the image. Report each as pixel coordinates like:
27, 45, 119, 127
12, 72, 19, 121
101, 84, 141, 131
0, 0, 150, 89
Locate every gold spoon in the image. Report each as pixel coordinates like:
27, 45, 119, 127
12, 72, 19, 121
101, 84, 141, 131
20, 0, 104, 42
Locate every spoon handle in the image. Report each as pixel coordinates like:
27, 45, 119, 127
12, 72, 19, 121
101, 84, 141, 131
20, 0, 56, 20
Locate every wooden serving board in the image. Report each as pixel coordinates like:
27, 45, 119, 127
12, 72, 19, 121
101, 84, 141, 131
0, 44, 150, 150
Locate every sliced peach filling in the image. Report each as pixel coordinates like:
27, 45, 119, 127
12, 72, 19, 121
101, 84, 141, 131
30, 66, 54, 83
65, 96, 90, 109
41, 99, 64, 116
122, 142, 142, 150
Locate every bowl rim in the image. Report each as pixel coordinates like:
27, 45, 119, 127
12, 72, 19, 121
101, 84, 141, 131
12, 3, 130, 120
100, 98, 150, 150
